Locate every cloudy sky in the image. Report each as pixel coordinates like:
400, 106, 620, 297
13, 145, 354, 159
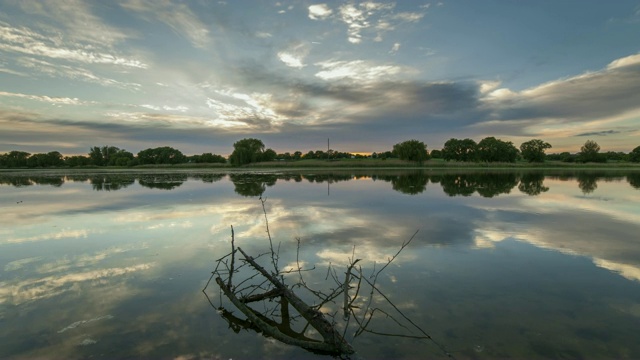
1, 0, 639, 156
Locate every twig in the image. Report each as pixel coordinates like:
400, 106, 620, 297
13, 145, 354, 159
259, 196, 279, 273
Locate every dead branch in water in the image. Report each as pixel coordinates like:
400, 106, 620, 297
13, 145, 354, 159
203, 199, 454, 359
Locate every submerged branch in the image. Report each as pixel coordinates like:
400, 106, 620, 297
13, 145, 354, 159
205, 199, 454, 359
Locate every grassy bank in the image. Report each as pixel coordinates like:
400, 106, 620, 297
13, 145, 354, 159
2, 158, 640, 174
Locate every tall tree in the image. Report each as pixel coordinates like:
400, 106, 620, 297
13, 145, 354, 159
579, 140, 602, 163
520, 139, 552, 163
1, 151, 31, 167
137, 147, 186, 165
393, 140, 429, 164
442, 138, 477, 162
628, 146, 640, 163
477, 137, 519, 163
88, 146, 106, 166
229, 138, 266, 166
262, 148, 277, 162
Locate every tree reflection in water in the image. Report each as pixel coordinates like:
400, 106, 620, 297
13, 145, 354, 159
0, 170, 638, 196
518, 172, 549, 196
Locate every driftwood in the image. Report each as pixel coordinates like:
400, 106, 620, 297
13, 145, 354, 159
214, 245, 354, 356
203, 199, 454, 359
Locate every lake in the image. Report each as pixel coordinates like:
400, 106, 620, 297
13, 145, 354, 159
1, 169, 640, 359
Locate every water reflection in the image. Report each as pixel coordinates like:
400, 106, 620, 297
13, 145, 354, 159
627, 173, 640, 189
89, 175, 135, 191
1, 169, 640, 358
1, 170, 639, 196
517, 172, 549, 196
229, 173, 277, 197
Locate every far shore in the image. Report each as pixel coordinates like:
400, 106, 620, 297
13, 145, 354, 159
2, 159, 640, 175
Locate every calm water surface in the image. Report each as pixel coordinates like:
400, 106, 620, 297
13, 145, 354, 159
1, 170, 640, 359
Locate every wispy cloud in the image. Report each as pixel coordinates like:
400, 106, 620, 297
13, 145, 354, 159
5, 228, 92, 244
575, 130, 621, 137
0, 66, 28, 77
0, 21, 147, 68
314, 59, 411, 83
8, 0, 131, 46
0, 91, 95, 106
277, 42, 309, 68
17, 57, 141, 90
0, 263, 153, 305
120, 0, 211, 49
309, 2, 427, 43
389, 42, 401, 55
140, 104, 189, 112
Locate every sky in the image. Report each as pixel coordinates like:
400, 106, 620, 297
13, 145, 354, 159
1, 0, 640, 156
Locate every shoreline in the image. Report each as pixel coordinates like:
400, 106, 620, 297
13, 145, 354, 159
2, 160, 640, 176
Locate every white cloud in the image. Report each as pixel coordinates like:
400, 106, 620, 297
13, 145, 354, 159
5, 228, 91, 244
17, 57, 141, 90
0, 22, 147, 68
308, 4, 333, 20
306, 2, 426, 43
389, 42, 401, 55
0, 263, 153, 305
315, 60, 407, 83
481, 52, 640, 129
120, 0, 211, 49
393, 12, 425, 22
141, 104, 161, 111
9, 0, 130, 46
278, 52, 305, 68
277, 42, 309, 68
607, 53, 640, 69
339, 4, 368, 43
141, 104, 189, 112
206, 89, 284, 127
478, 80, 501, 94
0, 91, 95, 106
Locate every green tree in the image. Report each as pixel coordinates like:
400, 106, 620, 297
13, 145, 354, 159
477, 137, 519, 163
1, 151, 31, 167
188, 153, 226, 164
26, 152, 64, 167
442, 138, 477, 162
65, 155, 90, 167
262, 148, 277, 162
520, 139, 552, 163
88, 146, 120, 166
137, 146, 186, 165
579, 140, 602, 163
27, 153, 48, 167
393, 140, 429, 164
628, 146, 640, 163
429, 149, 443, 159
229, 138, 266, 166
88, 146, 104, 165
109, 150, 134, 166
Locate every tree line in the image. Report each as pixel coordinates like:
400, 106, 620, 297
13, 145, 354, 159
393, 138, 640, 164
2, 137, 640, 168
0, 146, 226, 168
